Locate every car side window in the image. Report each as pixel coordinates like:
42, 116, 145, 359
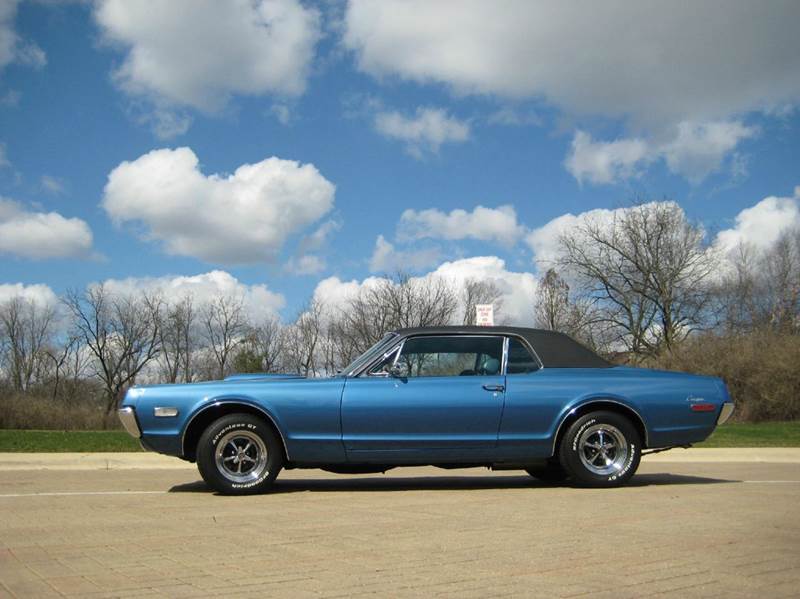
506, 337, 540, 374
396, 336, 504, 378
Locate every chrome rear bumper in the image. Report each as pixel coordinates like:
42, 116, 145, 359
117, 407, 141, 438
717, 402, 735, 425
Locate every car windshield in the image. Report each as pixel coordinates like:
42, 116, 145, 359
338, 332, 399, 376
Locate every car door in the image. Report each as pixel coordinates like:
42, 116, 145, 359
341, 334, 506, 462
496, 335, 562, 460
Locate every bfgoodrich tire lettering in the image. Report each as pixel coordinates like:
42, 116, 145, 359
196, 413, 283, 495
558, 410, 641, 488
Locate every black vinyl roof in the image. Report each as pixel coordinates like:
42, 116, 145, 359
393, 326, 611, 369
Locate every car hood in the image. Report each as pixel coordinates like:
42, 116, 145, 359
127, 373, 308, 394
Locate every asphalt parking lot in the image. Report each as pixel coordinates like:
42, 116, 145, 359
0, 456, 798, 598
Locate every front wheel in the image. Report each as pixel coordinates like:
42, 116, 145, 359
558, 411, 641, 487
196, 414, 283, 495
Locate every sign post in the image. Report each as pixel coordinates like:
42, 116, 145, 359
475, 304, 494, 326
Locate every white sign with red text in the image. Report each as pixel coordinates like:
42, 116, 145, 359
475, 304, 494, 326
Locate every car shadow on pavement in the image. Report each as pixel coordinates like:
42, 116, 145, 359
626, 473, 737, 487
168, 472, 736, 494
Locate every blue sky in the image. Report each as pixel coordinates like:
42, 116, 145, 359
1, 0, 799, 323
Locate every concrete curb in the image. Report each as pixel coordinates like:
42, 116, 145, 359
0, 448, 798, 470
0, 453, 194, 471
642, 447, 800, 463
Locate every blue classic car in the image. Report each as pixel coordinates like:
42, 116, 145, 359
118, 326, 734, 494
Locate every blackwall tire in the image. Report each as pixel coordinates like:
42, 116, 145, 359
525, 459, 569, 483
196, 413, 283, 495
558, 411, 641, 488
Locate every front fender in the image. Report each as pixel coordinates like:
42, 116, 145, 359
128, 377, 346, 463
179, 395, 289, 457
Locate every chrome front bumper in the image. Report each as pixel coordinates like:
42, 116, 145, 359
117, 407, 141, 438
717, 402, 735, 425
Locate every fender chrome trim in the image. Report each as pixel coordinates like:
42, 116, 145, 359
180, 401, 290, 460
550, 399, 649, 455
717, 402, 735, 425
117, 407, 141, 438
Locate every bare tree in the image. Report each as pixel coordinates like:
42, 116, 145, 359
716, 226, 800, 334
233, 316, 285, 373
534, 269, 572, 332
201, 295, 247, 380
157, 295, 196, 383
559, 221, 658, 358
283, 299, 324, 376
43, 334, 90, 430
331, 273, 460, 366
44, 333, 79, 402
461, 278, 503, 325
319, 318, 342, 377
59, 341, 92, 411
0, 296, 56, 392
763, 229, 800, 331
717, 242, 760, 332
374, 273, 459, 329
533, 268, 609, 351
63, 285, 162, 414
559, 202, 716, 358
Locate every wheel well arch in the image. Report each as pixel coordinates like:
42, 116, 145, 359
181, 401, 288, 463
550, 399, 649, 457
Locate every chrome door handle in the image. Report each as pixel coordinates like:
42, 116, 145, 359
482, 384, 505, 392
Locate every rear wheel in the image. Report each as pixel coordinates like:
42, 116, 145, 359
196, 414, 283, 495
558, 411, 641, 487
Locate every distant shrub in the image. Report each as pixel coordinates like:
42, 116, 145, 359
0, 393, 118, 430
649, 329, 800, 422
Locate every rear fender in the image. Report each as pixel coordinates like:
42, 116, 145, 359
550, 394, 649, 456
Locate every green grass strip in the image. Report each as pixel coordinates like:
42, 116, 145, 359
0, 430, 144, 452
695, 421, 800, 447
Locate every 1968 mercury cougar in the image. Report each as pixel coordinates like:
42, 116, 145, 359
118, 326, 734, 494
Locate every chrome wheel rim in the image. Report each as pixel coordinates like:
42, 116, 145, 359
215, 430, 269, 484
578, 424, 629, 476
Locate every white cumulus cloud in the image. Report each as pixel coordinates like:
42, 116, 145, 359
429, 256, 537, 325
661, 121, 758, 183
285, 254, 326, 276
0, 282, 58, 309
344, 1, 800, 126
374, 107, 469, 158
102, 147, 335, 265
0, 197, 93, 259
100, 270, 285, 321
368, 234, 441, 273
398, 204, 524, 245
565, 121, 758, 185
715, 186, 800, 254
564, 132, 650, 185
94, 0, 321, 135
298, 219, 340, 254
0, 0, 46, 72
